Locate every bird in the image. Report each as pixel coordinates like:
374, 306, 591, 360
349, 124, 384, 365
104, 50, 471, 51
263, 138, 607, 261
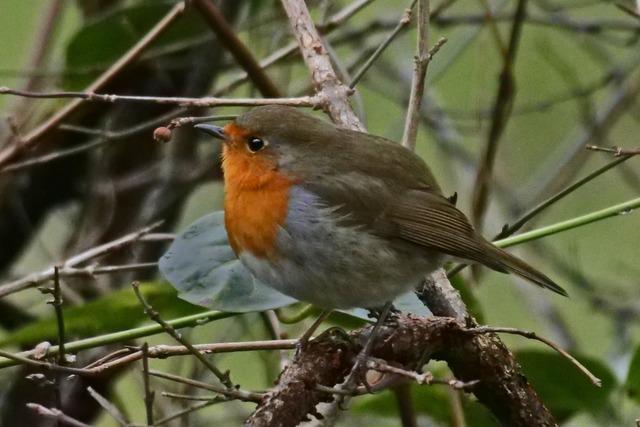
194, 105, 567, 310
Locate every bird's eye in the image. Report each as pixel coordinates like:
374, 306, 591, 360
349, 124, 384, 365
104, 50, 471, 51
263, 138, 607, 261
247, 137, 265, 152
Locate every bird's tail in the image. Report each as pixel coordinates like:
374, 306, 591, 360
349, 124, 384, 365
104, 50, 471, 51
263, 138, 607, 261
481, 243, 568, 297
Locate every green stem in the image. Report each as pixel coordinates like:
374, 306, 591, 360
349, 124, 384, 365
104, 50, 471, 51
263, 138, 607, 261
276, 304, 315, 324
494, 196, 640, 248
0, 309, 236, 369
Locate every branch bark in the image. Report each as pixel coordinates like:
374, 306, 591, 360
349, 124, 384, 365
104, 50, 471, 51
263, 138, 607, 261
246, 315, 558, 427
280, 0, 365, 131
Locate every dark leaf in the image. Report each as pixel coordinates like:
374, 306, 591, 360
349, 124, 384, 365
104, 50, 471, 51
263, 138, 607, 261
516, 349, 617, 420
64, 0, 207, 90
353, 383, 497, 426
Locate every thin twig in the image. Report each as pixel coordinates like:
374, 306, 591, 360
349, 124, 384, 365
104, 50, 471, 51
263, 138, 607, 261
0, 221, 163, 298
0, 2, 186, 168
161, 391, 222, 402
1, 109, 187, 174
402, 0, 436, 150
131, 282, 233, 389
349, 0, 417, 88
365, 357, 479, 390
168, 114, 237, 129
4, 0, 64, 123
148, 370, 262, 402
87, 386, 129, 426
193, 0, 281, 97
523, 64, 640, 206
471, 0, 528, 229
84, 339, 296, 376
26, 403, 91, 427
318, 0, 376, 32
50, 267, 66, 366
448, 150, 637, 278
465, 326, 602, 387
219, 0, 376, 96
50, 266, 66, 413
0, 87, 317, 108
141, 343, 154, 426
586, 144, 640, 156
153, 399, 223, 426
0, 349, 88, 376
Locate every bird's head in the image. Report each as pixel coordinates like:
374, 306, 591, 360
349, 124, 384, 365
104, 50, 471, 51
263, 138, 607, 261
195, 105, 341, 189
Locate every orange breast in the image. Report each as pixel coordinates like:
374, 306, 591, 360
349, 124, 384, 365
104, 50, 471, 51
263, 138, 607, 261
222, 139, 292, 259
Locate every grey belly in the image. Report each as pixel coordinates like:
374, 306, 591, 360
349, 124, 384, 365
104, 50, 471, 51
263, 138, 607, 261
238, 189, 440, 309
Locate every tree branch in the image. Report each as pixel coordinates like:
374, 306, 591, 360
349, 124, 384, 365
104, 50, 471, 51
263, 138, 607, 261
246, 315, 560, 427
280, 0, 365, 131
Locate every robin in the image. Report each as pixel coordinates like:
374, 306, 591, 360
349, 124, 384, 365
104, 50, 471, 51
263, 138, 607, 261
194, 106, 566, 310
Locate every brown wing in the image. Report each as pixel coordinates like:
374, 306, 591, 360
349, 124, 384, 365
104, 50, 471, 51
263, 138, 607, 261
388, 190, 567, 296
388, 190, 505, 269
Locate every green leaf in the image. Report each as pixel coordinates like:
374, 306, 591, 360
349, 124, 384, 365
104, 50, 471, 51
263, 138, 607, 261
625, 345, 640, 404
516, 349, 617, 420
64, 0, 208, 90
159, 211, 297, 312
1, 282, 199, 346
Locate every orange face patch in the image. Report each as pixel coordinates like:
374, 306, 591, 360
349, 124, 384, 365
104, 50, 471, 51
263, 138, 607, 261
221, 124, 291, 259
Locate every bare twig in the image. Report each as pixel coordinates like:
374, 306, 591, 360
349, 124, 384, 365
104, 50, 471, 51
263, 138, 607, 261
280, 0, 365, 131
318, 0, 376, 32
153, 399, 223, 426
148, 370, 262, 402
586, 144, 640, 156
83, 339, 296, 376
26, 403, 92, 427
0, 221, 163, 298
465, 326, 602, 387
49, 266, 66, 412
1, 109, 188, 174
161, 391, 222, 402
349, 0, 417, 88
523, 60, 640, 204
0, 87, 317, 108
365, 357, 479, 390
50, 267, 66, 366
219, 0, 377, 96
0, 349, 88, 376
87, 386, 129, 426
402, 0, 440, 150
448, 150, 637, 278
192, 0, 281, 97
5, 0, 64, 123
131, 282, 233, 389
141, 343, 155, 426
471, 0, 528, 229
0, 2, 186, 168
167, 114, 237, 129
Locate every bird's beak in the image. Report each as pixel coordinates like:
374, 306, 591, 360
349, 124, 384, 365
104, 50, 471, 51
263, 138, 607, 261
194, 124, 227, 141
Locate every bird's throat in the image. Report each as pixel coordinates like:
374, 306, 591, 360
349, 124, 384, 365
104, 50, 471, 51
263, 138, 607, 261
222, 145, 291, 258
